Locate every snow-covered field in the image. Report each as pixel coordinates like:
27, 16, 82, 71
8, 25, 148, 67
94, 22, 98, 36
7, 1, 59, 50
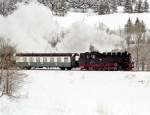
0, 71, 150, 115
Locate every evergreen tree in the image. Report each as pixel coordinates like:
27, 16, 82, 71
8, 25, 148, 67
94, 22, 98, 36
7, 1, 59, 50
92, 0, 99, 12
134, 18, 146, 70
143, 0, 149, 12
134, 17, 140, 31
117, 0, 124, 6
97, 0, 110, 15
125, 18, 133, 33
0, 0, 17, 16
134, 0, 144, 13
98, 1, 105, 15
131, 0, 136, 4
104, 0, 110, 14
110, 0, 118, 13
125, 18, 133, 50
80, 0, 89, 12
55, 0, 67, 16
134, 18, 145, 33
124, 0, 133, 13
124, 18, 146, 70
38, 0, 68, 16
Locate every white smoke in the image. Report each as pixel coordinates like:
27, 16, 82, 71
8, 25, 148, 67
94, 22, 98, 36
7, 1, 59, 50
0, 1, 125, 53
57, 21, 124, 53
0, 1, 60, 53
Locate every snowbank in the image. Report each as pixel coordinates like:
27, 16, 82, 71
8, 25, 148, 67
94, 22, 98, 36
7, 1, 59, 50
0, 71, 150, 115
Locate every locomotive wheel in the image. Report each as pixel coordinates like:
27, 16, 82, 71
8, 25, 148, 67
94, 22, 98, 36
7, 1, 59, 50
67, 67, 72, 70
60, 67, 65, 70
26, 67, 31, 70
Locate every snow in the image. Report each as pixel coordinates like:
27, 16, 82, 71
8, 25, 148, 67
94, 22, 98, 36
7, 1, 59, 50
0, 71, 150, 115
0, 1, 150, 115
55, 11, 150, 30
0, 1, 150, 53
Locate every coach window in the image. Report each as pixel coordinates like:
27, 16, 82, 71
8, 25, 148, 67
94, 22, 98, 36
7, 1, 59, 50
29, 57, 33, 62
57, 57, 61, 63
43, 57, 47, 62
36, 57, 40, 62
64, 57, 68, 63
50, 57, 54, 63
23, 57, 27, 62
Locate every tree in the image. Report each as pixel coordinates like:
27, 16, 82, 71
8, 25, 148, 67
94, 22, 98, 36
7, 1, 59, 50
134, 0, 144, 13
124, 18, 148, 70
143, 0, 149, 12
54, 0, 68, 16
134, 18, 146, 70
67, 0, 95, 13
124, 0, 133, 13
127, 18, 146, 70
38, 0, 68, 16
0, 0, 17, 16
0, 38, 26, 97
125, 18, 133, 50
131, 0, 136, 4
117, 0, 124, 6
110, 0, 118, 13
97, 0, 110, 15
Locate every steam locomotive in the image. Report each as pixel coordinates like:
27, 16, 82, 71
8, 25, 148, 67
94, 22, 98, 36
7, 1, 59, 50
15, 51, 134, 71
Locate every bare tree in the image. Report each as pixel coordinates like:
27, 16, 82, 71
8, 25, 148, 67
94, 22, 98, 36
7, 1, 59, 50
0, 38, 26, 97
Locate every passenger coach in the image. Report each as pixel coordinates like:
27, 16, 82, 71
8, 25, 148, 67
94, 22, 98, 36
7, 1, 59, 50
16, 53, 79, 70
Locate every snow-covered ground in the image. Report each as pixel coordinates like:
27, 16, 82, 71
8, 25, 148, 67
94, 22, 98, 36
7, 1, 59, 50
0, 71, 150, 115
55, 11, 150, 30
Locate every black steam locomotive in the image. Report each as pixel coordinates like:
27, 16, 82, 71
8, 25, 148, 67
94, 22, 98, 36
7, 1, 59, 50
15, 51, 134, 71
79, 51, 133, 71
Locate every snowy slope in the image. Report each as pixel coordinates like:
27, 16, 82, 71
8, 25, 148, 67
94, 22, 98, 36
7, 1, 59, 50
0, 1, 150, 53
55, 11, 150, 30
0, 71, 150, 115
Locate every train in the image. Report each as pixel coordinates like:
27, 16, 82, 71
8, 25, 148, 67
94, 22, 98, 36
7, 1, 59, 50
15, 51, 134, 71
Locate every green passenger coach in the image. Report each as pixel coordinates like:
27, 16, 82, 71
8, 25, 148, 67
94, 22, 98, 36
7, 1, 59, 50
16, 53, 79, 70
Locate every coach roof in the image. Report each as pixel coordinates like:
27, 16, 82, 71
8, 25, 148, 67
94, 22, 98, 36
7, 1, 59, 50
16, 53, 76, 57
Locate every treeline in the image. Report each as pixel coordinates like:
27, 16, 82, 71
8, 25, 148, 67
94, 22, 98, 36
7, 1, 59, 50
124, 0, 149, 13
0, 0, 149, 16
124, 18, 150, 71
37, 0, 149, 15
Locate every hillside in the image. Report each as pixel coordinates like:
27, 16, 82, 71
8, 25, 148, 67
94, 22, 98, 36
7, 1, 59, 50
0, 1, 150, 53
